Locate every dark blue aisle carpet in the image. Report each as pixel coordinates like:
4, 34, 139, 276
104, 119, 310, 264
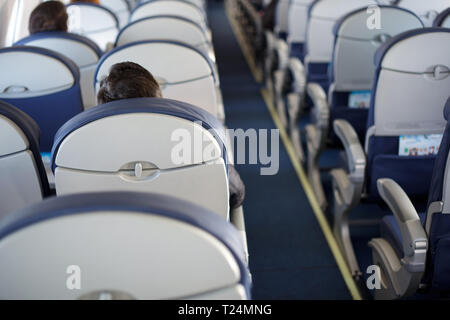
207, 1, 352, 299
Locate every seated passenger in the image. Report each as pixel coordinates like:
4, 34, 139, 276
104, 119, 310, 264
97, 62, 246, 210
29, 1, 68, 34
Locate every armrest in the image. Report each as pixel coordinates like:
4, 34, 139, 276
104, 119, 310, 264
333, 119, 365, 183
307, 83, 329, 131
377, 178, 428, 272
287, 58, 306, 94
274, 39, 289, 70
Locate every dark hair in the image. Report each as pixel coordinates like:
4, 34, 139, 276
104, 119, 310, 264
29, 1, 68, 34
97, 62, 162, 105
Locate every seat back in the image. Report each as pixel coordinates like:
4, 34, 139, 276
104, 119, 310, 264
95, 40, 218, 116
101, 0, 131, 28
418, 98, 450, 292
0, 101, 49, 220
286, 0, 314, 62
0, 46, 83, 152
328, 6, 423, 139
138, 0, 206, 11
274, 0, 290, 39
67, 3, 119, 51
305, 0, 375, 89
115, 15, 210, 55
15, 32, 102, 110
130, 0, 207, 30
365, 29, 450, 200
0, 191, 249, 299
433, 7, 450, 28
51, 98, 229, 219
398, 0, 450, 27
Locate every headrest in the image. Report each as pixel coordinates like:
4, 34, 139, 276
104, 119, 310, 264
333, 6, 423, 37
0, 191, 251, 297
51, 97, 227, 171
114, 15, 207, 47
0, 100, 40, 155
0, 46, 79, 97
131, 0, 206, 26
309, 0, 377, 20
95, 40, 216, 85
15, 32, 102, 58
433, 7, 450, 27
444, 97, 450, 121
374, 28, 450, 70
66, 2, 119, 28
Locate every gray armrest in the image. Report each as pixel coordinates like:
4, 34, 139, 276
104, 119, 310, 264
307, 83, 329, 131
377, 178, 427, 272
287, 58, 306, 94
333, 119, 365, 183
273, 39, 289, 70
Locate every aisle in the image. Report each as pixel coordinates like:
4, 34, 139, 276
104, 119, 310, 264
207, 1, 353, 299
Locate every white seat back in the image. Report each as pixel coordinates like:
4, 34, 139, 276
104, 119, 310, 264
101, 0, 131, 28
115, 15, 210, 55
331, 6, 423, 92
371, 29, 450, 138
95, 41, 218, 116
130, 0, 207, 30
306, 0, 376, 64
52, 98, 229, 218
67, 3, 119, 51
0, 101, 47, 220
287, 0, 314, 46
0, 192, 249, 299
15, 34, 101, 109
398, 0, 450, 27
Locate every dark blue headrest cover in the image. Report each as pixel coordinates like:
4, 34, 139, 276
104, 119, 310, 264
51, 97, 227, 171
0, 100, 51, 196
433, 7, 450, 27
374, 28, 450, 67
0, 191, 251, 296
15, 32, 103, 57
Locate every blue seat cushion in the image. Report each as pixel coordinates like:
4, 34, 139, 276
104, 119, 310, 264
380, 212, 426, 257
289, 42, 305, 62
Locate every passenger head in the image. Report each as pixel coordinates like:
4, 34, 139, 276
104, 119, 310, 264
29, 1, 68, 34
97, 62, 163, 105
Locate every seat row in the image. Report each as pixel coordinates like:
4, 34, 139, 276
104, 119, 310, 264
252, 0, 450, 299
0, 0, 251, 299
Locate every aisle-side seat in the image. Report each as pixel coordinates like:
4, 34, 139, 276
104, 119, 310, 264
0, 101, 50, 220
0, 191, 250, 299
130, 0, 209, 34
15, 32, 102, 110
434, 7, 450, 27
330, 28, 450, 279
0, 46, 83, 152
305, 6, 423, 210
67, 2, 120, 51
51, 98, 230, 219
115, 15, 216, 63
94, 40, 223, 120
398, 0, 450, 27
371, 98, 450, 299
